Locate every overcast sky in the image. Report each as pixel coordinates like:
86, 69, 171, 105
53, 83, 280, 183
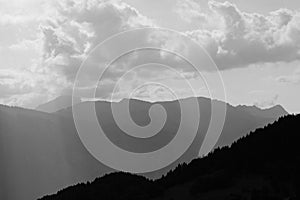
0, 0, 300, 113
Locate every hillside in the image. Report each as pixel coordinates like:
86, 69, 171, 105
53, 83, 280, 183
40, 114, 300, 200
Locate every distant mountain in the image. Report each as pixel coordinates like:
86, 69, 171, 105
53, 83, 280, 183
0, 97, 288, 200
40, 114, 300, 200
36, 95, 81, 113
0, 105, 107, 200
237, 104, 288, 119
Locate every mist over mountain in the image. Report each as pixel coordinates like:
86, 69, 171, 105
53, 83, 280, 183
40, 114, 300, 200
0, 97, 288, 200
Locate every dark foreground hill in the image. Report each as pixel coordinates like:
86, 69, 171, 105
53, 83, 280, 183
40, 114, 300, 200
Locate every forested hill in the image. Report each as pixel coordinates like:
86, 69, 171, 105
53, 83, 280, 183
40, 114, 300, 200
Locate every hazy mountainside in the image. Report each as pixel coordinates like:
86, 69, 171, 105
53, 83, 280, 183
35, 95, 82, 113
40, 114, 300, 200
0, 105, 108, 200
58, 98, 288, 177
236, 104, 288, 119
0, 97, 288, 200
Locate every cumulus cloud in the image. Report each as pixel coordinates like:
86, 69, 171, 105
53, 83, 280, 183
41, 0, 155, 87
40, 0, 207, 102
186, 1, 300, 69
174, 0, 208, 24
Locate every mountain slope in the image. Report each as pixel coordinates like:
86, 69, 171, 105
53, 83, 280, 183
237, 104, 288, 119
40, 114, 300, 200
0, 105, 109, 200
36, 95, 81, 113
0, 97, 288, 200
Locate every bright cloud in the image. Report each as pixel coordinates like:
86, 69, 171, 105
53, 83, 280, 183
186, 1, 300, 70
254, 94, 279, 108
174, 0, 208, 24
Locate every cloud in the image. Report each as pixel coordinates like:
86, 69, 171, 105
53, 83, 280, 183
0, 69, 44, 98
276, 67, 300, 84
174, 0, 208, 24
0, 14, 38, 25
130, 83, 177, 101
9, 39, 42, 52
0, 66, 70, 107
254, 94, 279, 108
41, 0, 155, 85
185, 1, 300, 70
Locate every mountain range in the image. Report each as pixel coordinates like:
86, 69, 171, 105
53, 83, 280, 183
0, 97, 288, 200
36, 95, 82, 113
39, 114, 300, 200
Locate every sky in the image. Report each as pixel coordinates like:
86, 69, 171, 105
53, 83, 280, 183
0, 0, 300, 113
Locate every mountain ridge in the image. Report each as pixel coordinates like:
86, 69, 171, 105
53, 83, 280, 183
0, 97, 289, 200
36, 95, 289, 117
35, 95, 82, 113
